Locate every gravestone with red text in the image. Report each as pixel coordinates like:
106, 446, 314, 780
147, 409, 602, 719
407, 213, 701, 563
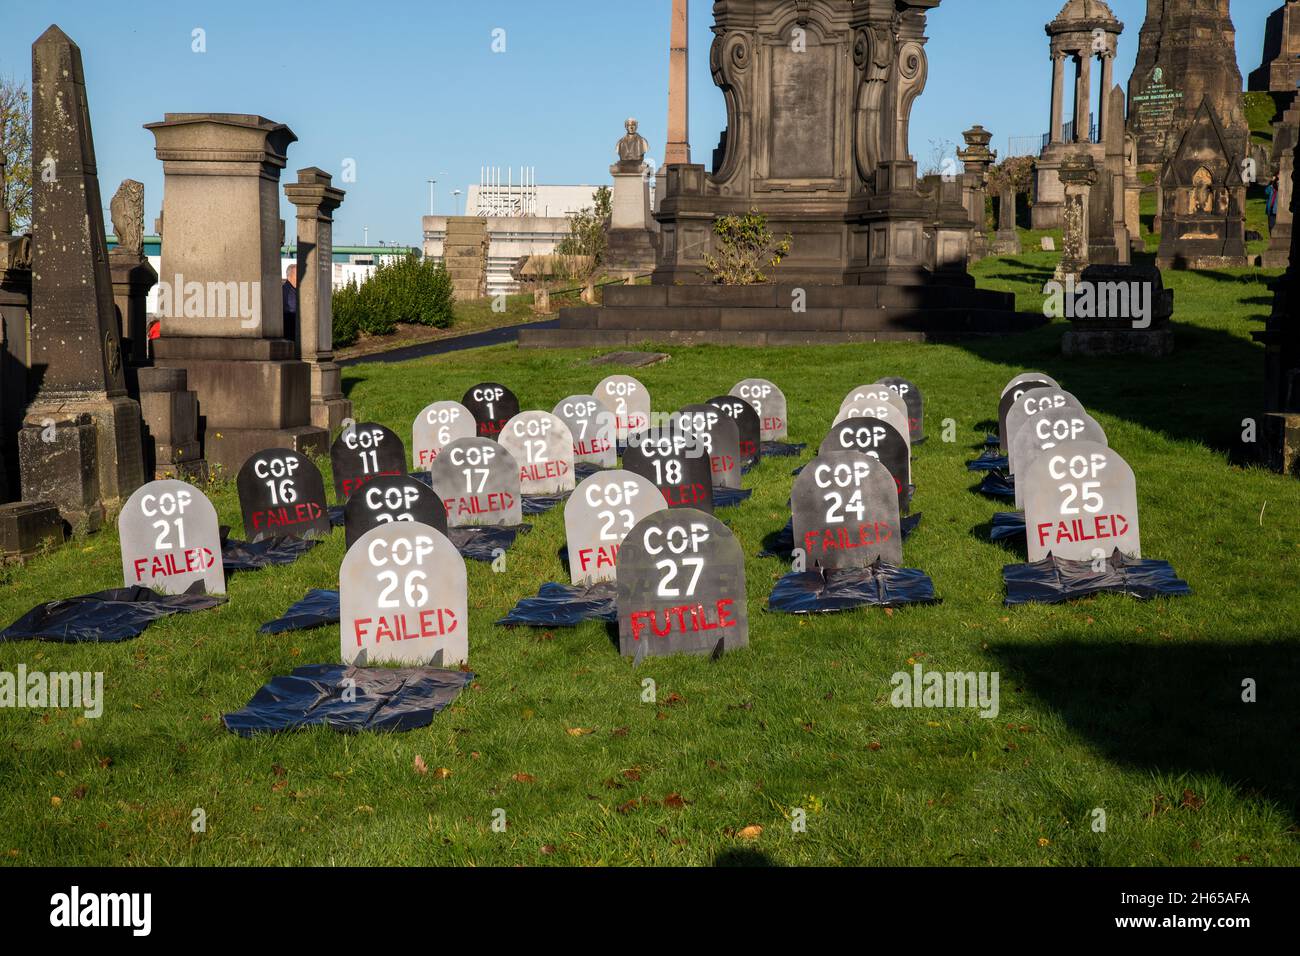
236, 449, 332, 542
730, 378, 788, 441
553, 394, 617, 468
498, 411, 576, 496
461, 383, 520, 440
820, 417, 910, 513
791, 451, 901, 569
676, 404, 742, 490
411, 400, 477, 472
119, 479, 225, 595
1022, 440, 1140, 562
595, 374, 650, 445
427, 437, 522, 527
330, 422, 406, 502
622, 428, 714, 513
343, 473, 447, 549
564, 470, 666, 585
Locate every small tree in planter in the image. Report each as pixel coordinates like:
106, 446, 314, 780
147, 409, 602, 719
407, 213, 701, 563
702, 208, 793, 285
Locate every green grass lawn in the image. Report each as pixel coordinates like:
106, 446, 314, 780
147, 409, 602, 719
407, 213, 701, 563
1, 250, 1297, 867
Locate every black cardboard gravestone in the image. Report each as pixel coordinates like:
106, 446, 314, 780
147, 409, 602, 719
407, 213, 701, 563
676, 404, 742, 490
1004, 388, 1088, 474
343, 474, 447, 550
340, 522, 467, 666
1000, 371, 1060, 400
1011, 410, 1108, 509
1022, 440, 1140, 562
708, 395, 761, 467
497, 410, 576, 496
427, 436, 522, 527
237, 449, 332, 542
119, 479, 225, 595
875, 377, 925, 443
553, 394, 617, 468
997, 380, 1054, 452
622, 428, 714, 513
461, 383, 519, 440
730, 378, 788, 441
564, 470, 666, 585
411, 400, 477, 471
820, 417, 910, 514
792, 451, 902, 569
594, 374, 651, 445
835, 386, 912, 467
330, 422, 406, 502
616, 508, 748, 658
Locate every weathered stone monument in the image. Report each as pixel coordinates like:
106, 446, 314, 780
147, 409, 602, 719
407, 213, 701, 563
957, 125, 995, 262
1127, 0, 1248, 169
443, 218, 488, 301
604, 119, 658, 274
284, 167, 351, 435
0, 154, 31, 504
1256, 127, 1300, 474
655, 0, 692, 208
522, 0, 1030, 348
1249, 1, 1300, 95
1033, 1, 1123, 230
1055, 153, 1098, 283
107, 179, 157, 367
136, 366, 203, 480
145, 113, 328, 473
1265, 98, 1300, 269
1155, 100, 1248, 270
1094, 85, 1132, 265
19, 26, 144, 533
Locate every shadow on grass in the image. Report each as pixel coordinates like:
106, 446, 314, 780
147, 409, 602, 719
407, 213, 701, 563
713, 847, 780, 866
987, 639, 1300, 822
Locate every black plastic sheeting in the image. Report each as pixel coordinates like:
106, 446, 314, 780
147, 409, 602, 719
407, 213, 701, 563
328, 504, 346, 527
1003, 550, 1191, 606
985, 433, 1000, 447
222, 663, 474, 736
222, 535, 320, 572
768, 561, 938, 614
496, 581, 618, 627
762, 441, 806, 458
574, 461, 605, 481
713, 486, 753, 508
260, 588, 340, 634
989, 510, 1026, 543
974, 470, 1016, 500
448, 524, 532, 562
523, 493, 569, 515
759, 512, 922, 558
967, 449, 1008, 472
1, 585, 226, 644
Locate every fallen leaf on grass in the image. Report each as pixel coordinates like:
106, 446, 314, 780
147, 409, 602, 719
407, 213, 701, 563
736, 825, 762, 840
622, 768, 642, 781
868, 741, 882, 751
566, 727, 595, 737
434, 767, 453, 779
661, 692, 685, 707
413, 755, 428, 775
512, 772, 536, 784
1180, 789, 1205, 811
611, 726, 629, 737
663, 793, 688, 809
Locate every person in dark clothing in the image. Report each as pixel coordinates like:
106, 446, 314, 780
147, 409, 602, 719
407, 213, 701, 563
282, 264, 298, 344
1266, 174, 1280, 234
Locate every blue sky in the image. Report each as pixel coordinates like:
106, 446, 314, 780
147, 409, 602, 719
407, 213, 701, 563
0, 0, 1279, 247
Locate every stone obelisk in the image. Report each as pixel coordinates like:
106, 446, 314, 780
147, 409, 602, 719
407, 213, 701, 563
655, 0, 690, 210
19, 25, 144, 532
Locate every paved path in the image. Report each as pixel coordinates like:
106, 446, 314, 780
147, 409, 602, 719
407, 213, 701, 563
338, 319, 558, 366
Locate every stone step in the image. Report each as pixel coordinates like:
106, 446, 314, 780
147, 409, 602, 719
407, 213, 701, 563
600, 282, 1013, 311
556, 304, 1038, 335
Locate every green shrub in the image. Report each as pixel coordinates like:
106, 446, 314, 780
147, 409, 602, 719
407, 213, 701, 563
703, 209, 792, 285
330, 253, 455, 348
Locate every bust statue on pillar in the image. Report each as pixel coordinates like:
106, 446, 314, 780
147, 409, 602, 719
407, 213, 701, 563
107, 179, 158, 368
605, 118, 657, 273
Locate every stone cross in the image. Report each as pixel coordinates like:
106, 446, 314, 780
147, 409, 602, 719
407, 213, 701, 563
284, 167, 351, 435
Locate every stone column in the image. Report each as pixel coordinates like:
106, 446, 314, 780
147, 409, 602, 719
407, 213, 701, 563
1055, 153, 1097, 283
1098, 54, 1114, 138
1075, 54, 1092, 143
665, 0, 690, 167
20, 26, 144, 532
1050, 54, 1065, 144
284, 167, 350, 436
958, 125, 996, 262
144, 113, 328, 474
992, 183, 1022, 255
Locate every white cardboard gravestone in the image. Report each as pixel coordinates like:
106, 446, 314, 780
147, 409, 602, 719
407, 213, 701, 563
498, 410, 576, 496
427, 436, 522, 527
553, 394, 617, 468
564, 470, 666, 585
615, 508, 748, 658
236, 448, 332, 542
1023, 440, 1140, 562
997, 379, 1054, 452
412, 400, 477, 472
461, 382, 520, 440
1004, 389, 1088, 473
792, 451, 902, 569
595, 374, 650, 444
840, 383, 909, 425
343, 473, 447, 550
819, 417, 910, 513
119, 480, 225, 595
1011, 410, 1108, 508
340, 522, 467, 666
1000, 371, 1060, 399
622, 428, 714, 512
676, 404, 742, 490
730, 378, 788, 441
874, 377, 925, 443
708, 394, 762, 467
331, 422, 407, 502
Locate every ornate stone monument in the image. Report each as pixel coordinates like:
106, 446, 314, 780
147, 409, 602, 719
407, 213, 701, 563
284, 167, 351, 436
522, 0, 1031, 349
1155, 99, 1248, 270
144, 113, 328, 473
1249, 1, 1300, 95
957, 125, 995, 262
1127, 0, 1248, 169
1033, 1, 1123, 230
19, 26, 144, 532
1094, 85, 1131, 266
107, 179, 157, 367
1265, 99, 1300, 269
1055, 153, 1098, 283
604, 120, 658, 274
1256, 123, 1300, 474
